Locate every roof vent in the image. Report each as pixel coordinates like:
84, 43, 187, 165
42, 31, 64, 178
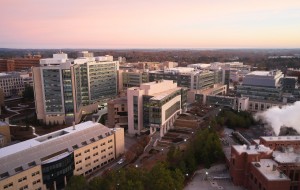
73, 122, 76, 130
255, 144, 259, 150
279, 172, 284, 178
254, 163, 261, 168
272, 164, 277, 171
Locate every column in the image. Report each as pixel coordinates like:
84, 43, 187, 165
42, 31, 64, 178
64, 176, 67, 186
54, 181, 57, 190
160, 127, 163, 138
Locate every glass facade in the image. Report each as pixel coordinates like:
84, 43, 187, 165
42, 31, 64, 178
74, 66, 82, 111
143, 96, 152, 128
80, 64, 89, 106
133, 96, 138, 130
237, 85, 281, 101
149, 71, 220, 90
41, 152, 74, 189
88, 63, 117, 102
43, 69, 63, 113
165, 101, 180, 120
62, 70, 73, 114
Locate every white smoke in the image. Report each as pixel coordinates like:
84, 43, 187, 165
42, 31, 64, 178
255, 101, 300, 136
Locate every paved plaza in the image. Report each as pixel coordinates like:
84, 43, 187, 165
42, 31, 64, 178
185, 164, 244, 190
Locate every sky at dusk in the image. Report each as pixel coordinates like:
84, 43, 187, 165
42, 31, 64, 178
1, 0, 300, 49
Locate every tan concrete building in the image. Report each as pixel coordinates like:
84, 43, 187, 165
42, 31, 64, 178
0, 121, 124, 190
107, 97, 128, 128
0, 121, 11, 147
127, 80, 187, 137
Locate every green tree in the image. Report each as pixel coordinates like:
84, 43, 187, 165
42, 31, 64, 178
147, 163, 182, 190
65, 175, 87, 190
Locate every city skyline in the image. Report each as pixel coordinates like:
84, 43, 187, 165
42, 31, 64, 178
1, 0, 300, 49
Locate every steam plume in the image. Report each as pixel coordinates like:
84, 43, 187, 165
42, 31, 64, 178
255, 101, 300, 135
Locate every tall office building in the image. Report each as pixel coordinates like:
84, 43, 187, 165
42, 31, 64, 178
33, 53, 118, 125
127, 80, 187, 137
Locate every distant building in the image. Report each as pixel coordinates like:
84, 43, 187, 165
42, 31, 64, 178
127, 80, 187, 137
33, 52, 119, 125
119, 69, 149, 92
0, 72, 25, 97
0, 56, 40, 72
77, 51, 94, 58
0, 121, 124, 190
237, 70, 284, 101
149, 67, 222, 90
118, 57, 126, 63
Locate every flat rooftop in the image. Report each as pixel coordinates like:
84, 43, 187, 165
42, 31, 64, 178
248, 71, 275, 76
150, 87, 181, 101
260, 136, 300, 142
252, 159, 289, 181
273, 150, 300, 164
197, 84, 226, 95
0, 121, 114, 178
233, 144, 272, 155
108, 97, 127, 104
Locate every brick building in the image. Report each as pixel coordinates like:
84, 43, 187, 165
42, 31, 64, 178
228, 136, 300, 190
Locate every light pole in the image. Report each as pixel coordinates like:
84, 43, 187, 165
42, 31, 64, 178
205, 171, 209, 180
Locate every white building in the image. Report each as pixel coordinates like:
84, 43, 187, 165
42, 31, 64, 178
33, 52, 119, 125
0, 73, 25, 97
127, 80, 187, 138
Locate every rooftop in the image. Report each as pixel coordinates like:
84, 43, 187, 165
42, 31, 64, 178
108, 97, 127, 104
260, 136, 300, 142
252, 159, 289, 181
233, 144, 272, 155
248, 71, 273, 76
0, 121, 8, 127
0, 121, 113, 178
150, 87, 181, 101
273, 150, 300, 164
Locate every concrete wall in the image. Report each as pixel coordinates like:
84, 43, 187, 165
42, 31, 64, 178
113, 128, 125, 158
32, 67, 46, 123
73, 134, 116, 176
0, 165, 45, 190
0, 122, 11, 146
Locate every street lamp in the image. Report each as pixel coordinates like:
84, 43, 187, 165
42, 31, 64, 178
205, 171, 209, 180
135, 164, 138, 168
184, 139, 187, 142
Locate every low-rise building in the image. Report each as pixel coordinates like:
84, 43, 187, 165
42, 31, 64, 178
228, 136, 300, 190
0, 121, 124, 190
